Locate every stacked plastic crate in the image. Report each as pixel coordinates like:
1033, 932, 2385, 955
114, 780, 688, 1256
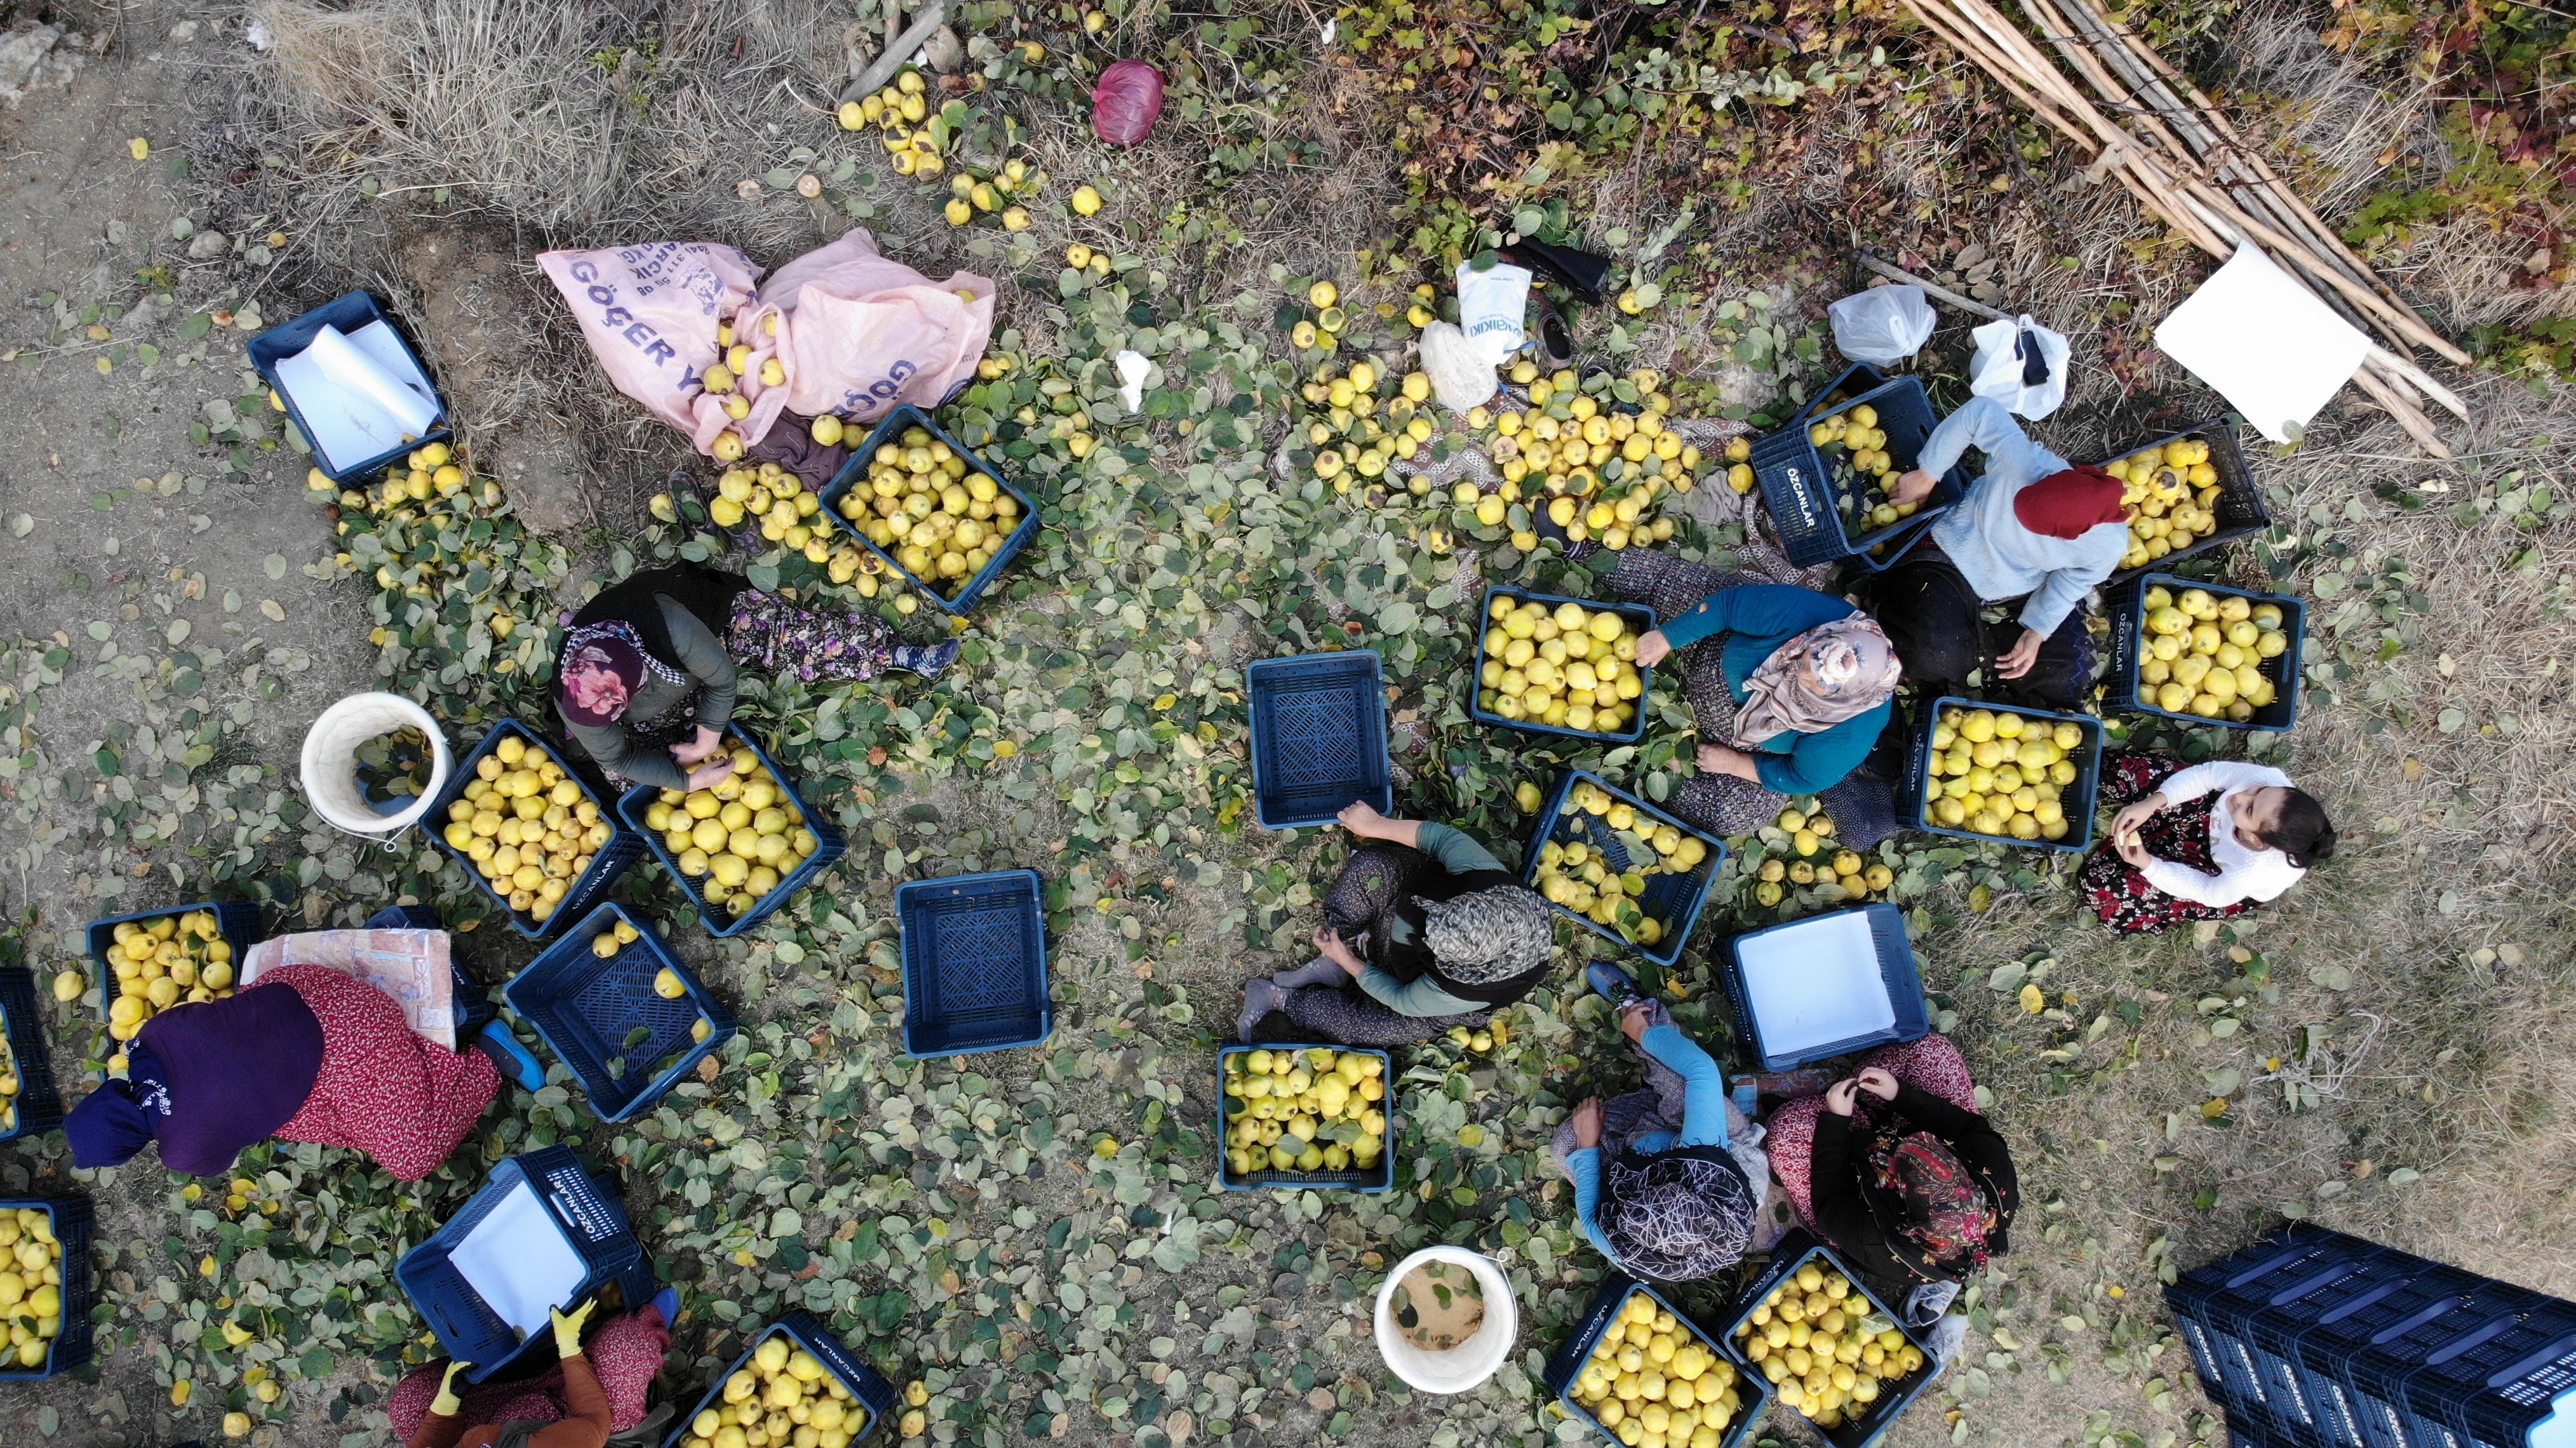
2163, 1224, 2576, 1448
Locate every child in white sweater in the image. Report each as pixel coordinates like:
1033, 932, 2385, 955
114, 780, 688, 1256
2079, 755, 2336, 933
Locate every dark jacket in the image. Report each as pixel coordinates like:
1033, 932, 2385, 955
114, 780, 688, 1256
558, 566, 749, 791
1809, 1082, 2019, 1287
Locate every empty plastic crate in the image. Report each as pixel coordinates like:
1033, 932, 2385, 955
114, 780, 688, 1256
2395, 1294, 2576, 1448
2105, 573, 2305, 732
2337, 1278, 2537, 1448
617, 724, 848, 938
427, 721, 645, 940
1245, 651, 1392, 829
1718, 1230, 1937, 1448
2091, 421, 2269, 588
1522, 770, 1724, 967
0, 1195, 93, 1379
2169, 1226, 2410, 1442
1544, 1275, 1771, 1448
815, 403, 1042, 615
364, 903, 498, 1044
1721, 903, 1928, 1070
505, 902, 736, 1122
1466, 586, 1658, 744
2290, 1262, 2495, 1448
1750, 373, 1973, 571
396, 1146, 646, 1384
84, 900, 265, 1060
245, 291, 450, 483
1216, 1042, 1393, 1193
2244, 1248, 2436, 1444
0, 967, 63, 1143
1895, 695, 2103, 853
661, 1310, 899, 1448
894, 869, 1052, 1057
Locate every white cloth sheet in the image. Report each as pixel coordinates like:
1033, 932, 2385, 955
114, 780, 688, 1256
1735, 911, 1896, 1056
2154, 245, 2370, 444
272, 320, 443, 470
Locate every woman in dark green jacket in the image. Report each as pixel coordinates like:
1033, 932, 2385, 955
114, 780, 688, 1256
1613, 551, 1903, 845
556, 565, 958, 791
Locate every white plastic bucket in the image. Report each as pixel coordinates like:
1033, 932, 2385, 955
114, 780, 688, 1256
1373, 1246, 1518, 1395
299, 692, 451, 844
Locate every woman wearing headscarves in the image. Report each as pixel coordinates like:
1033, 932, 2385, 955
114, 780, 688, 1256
1552, 965, 1766, 1283
2079, 754, 2337, 934
64, 962, 504, 1181
1611, 553, 1905, 845
391, 1292, 678, 1448
1235, 801, 1558, 1048
1760, 1035, 2016, 1296
1869, 396, 2129, 708
557, 563, 958, 792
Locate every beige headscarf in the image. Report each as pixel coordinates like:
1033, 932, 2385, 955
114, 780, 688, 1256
1729, 615, 1902, 746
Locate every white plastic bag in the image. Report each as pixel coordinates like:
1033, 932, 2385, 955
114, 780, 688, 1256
1454, 259, 1533, 365
1970, 314, 2070, 419
1829, 285, 1937, 366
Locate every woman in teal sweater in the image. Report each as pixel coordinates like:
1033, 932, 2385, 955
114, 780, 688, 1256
1613, 551, 1905, 843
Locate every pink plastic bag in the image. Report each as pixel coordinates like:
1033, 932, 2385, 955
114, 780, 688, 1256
539, 229, 994, 458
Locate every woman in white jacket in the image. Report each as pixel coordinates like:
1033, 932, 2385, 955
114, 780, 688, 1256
2079, 755, 2337, 933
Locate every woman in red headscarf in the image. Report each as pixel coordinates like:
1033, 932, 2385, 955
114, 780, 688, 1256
1868, 397, 2129, 708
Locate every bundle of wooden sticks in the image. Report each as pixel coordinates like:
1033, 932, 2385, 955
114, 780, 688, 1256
1901, 0, 2467, 456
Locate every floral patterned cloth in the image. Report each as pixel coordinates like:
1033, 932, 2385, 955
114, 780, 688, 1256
727, 589, 899, 686
2077, 753, 2251, 935
265, 964, 497, 1183
1764, 1034, 1979, 1225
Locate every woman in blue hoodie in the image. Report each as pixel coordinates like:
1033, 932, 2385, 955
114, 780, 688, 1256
1874, 397, 2130, 707
1612, 554, 1905, 842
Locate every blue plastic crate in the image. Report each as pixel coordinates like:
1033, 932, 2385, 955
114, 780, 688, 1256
84, 901, 265, 1063
2397, 1294, 2576, 1448
1466, 586, 1658, 744
0, 1195, 93, 1380
1894, 696, 2103, 853
1216, 1043, 1393, 1193
505, 903, 737, 1122
2091, 421, 2270, 589
895, 869, 1050, 1057
1545, 1275, 1772, 1448
396, 1146, 644, 1385
0, 967, 63, 1144
245, 291, 450, 483
2244, 1248, 2435, 1445
363, 904, 499, 1044
2169, 1228, 2408, 1442
426, 721, 646, 940
617, 723, 847, 939
1245, 651, 1392, 829
1717, 1230, 1938, 1448
815, 403, 1041, 615
1521, 770, 1724, 967
1750, 374, 1973, 572
1720, 903, 1928, 1070
661, 1309, 899, 1448
2105, 573, 2305, 732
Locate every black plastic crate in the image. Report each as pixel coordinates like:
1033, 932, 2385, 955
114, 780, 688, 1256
1543, 1275, 1771, 1448
504, 902, 737, 1122
2399, 1294, 2576, 1448
2243, 1249, 2436, 1444
1520, 769, 1724, 967
395, 1146, 647, 1384
1719, 902, 1929, 1071
1750, 374, 1972, 571
425, 721, 645, 940
659, 1310, 899, 1448
896, 869, 1052, 1058
1718, 1230, 1938, 1447
2104, 573, 2305, 732
616, 723, 849, 938
0, 1195, 93, 1379
1245, 650, 1392, 829
1467, 586, 1658, 744
1216, 1043, 1393, 1193
815, 403, 1042, 615
2290, 1263, 2494, 1448
1893, 696, 2103, 852
245, 291, 450, 482
0, 967, 63, 1143
2168, 1228, 2384, 1436
2090, 420, 2269, 588
2331, 1278, 2533, 1448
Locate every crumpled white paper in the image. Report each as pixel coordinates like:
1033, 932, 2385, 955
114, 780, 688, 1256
1115, 349, 1153, 412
